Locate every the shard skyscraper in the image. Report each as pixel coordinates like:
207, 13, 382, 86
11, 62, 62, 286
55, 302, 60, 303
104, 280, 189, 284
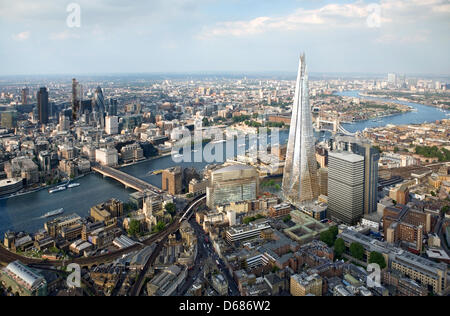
282, 54, 319, 205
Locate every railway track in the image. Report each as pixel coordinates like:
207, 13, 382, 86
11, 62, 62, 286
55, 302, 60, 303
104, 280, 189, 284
0, 194, 206, 269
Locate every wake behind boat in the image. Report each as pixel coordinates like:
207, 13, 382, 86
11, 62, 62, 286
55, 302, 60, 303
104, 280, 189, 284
43, 208, 64, 218
48, 185, 67, 194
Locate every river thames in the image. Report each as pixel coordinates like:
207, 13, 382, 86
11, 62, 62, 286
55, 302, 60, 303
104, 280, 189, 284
0, 91, 449, 235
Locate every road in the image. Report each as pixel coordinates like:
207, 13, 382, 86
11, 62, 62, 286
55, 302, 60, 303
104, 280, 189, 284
177, 216, 240, 296
176, 217, 208, 295
435, 215, 450, 256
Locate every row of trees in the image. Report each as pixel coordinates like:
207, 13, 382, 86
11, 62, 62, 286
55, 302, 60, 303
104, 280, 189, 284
415, 146, 450, 162
341, 241, 386, 269
128, 219, 167, 237
323, 228, 387, 270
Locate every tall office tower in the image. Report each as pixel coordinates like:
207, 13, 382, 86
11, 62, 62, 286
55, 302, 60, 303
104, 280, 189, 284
58, 112, 70, 131
80, 99, 92, 115
387, 73, 397, 85
328, 151, 364, 225
109, 98, 118, 116
94, 86, 105, 127
36, 87, 49, 125
94, 86, 105, 112
206, 164, 259, 209
105, 116, 119, 135
282, 54, 319, 205
21, 88, 29, 105
352, 143, 380, 214
72, 78, 81, 121
333, 136, 380, 214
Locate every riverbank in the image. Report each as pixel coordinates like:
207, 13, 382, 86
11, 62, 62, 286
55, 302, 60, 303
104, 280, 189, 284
360, 91, 450, 110
0, 173, 89, 201
336, 90, 450, 133
0, 154, 172, 201
119, 152, 172, 169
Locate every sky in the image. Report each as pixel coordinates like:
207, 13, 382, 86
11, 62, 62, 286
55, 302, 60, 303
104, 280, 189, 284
0, 0, 449, 76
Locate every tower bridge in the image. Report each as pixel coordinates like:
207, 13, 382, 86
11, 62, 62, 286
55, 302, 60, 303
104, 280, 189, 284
314, 115, 358, 136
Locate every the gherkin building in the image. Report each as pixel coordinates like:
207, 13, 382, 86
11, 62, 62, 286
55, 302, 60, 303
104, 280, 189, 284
282, 54, 319, 205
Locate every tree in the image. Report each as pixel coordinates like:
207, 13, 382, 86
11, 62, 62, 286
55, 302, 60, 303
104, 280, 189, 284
329, 226, 338, 240
334, 238, 346, 259
165, 203, 177, 217
441, 205, 450, 217
368, 251, 386, 270
282, 215, 291, 223
155, 221, 165, 232
49, 246, 59, 254
320, 230, 334, 247
349, 242, 365, 261
124, 202, 136, 213
243, 216, 256, 225
128, 219, 140, 237
320, 226, 338, 247
202, 117, 210, 127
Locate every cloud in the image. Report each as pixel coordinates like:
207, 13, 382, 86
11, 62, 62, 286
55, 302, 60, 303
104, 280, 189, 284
49, 30, 81, 41
12, 31, 30, 41
198, 3, 375, 39
198, 0, 450, 39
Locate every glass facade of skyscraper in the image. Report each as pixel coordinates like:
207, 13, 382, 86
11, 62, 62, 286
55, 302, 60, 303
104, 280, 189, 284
282, 54, 319, 205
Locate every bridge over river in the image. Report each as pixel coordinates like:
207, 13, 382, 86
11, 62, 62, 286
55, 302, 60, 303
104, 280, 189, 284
92, 164, 163, 194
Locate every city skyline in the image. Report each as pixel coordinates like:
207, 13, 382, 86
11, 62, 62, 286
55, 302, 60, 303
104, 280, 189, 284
1, 0, 450, 76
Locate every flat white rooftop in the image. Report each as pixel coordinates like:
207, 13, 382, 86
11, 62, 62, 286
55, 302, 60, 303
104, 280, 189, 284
329, 151, 364, 163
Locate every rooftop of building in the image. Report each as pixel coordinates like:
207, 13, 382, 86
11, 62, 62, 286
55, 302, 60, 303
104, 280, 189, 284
213, 163, 255, 174
0, 177, 23, 186
329, 151, 364, 163
4, 261, 46, 290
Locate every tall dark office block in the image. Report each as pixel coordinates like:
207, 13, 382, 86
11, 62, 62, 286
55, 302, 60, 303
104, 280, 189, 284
72, 78, 81, 121
37, 87, 49, 124
21, 87, 29, 105
352, 143, 380, 215
109, 98, 118, 116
